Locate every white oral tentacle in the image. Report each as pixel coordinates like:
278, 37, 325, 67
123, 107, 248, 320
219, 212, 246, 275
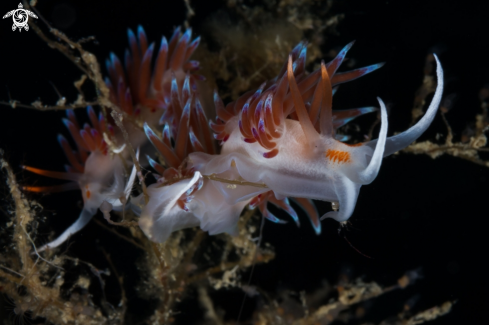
358, 97, 388, 184
369, 54, 444, 157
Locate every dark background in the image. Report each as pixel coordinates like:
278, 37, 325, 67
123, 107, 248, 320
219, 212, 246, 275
1, 0, 489, 324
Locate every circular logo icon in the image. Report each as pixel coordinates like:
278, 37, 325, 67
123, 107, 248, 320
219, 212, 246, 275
3, 3, 38, 32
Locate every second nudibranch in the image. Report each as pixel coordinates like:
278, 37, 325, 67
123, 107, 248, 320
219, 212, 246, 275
23, 107, 136, 251
23, 26, 202, 250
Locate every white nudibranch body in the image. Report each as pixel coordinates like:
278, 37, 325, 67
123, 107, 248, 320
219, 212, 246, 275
136, 41, 444, 243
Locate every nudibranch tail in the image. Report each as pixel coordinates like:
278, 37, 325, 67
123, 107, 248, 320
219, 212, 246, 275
38, 208, 96, 252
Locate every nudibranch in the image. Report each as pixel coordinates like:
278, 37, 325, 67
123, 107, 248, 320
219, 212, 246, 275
138, 41, 443, 243
23, 107, 134, 251
193, 44, 443, 227
23, 26, 202, 250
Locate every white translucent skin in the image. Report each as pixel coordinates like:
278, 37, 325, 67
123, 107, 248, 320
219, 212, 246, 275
189, 113, 381, 223
38, 152, 124, 250
138, 172, 249, 243
39, 148, 139, 251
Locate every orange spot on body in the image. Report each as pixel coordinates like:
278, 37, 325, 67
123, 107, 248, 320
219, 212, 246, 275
85, 185, 91, 199
326, 149, 351, 164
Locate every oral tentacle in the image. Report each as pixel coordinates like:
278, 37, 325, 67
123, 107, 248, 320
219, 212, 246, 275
357, 97, 388, 185
367, 54, 444, 157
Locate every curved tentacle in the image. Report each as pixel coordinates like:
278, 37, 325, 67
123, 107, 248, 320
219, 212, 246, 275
366, 54, 444, 157
320, 177, 360, 223
357, 97, 388, 185
38, 208, 97, 252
